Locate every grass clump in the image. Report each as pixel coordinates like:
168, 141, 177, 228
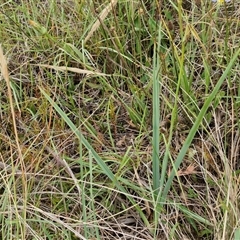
0, 0, 240, 239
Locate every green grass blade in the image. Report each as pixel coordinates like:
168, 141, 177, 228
234, 228, 240, 240
152, 22, 162, 194
39, 87, 119, 186
39, 87, 150, 228
162, 47, 240, 200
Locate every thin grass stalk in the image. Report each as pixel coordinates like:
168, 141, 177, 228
89, 151, 100, 239
0, 45, 27, 238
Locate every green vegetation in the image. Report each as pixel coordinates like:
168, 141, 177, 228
0, 0, 240, 239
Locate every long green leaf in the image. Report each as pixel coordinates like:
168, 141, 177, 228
162, 48, 240, 200
39, 87, 150, 227
152, 23, 162, 193
234, 228, 240, 240
39, 88, 121, 185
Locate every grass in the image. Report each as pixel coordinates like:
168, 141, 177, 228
0, 0, 240, 239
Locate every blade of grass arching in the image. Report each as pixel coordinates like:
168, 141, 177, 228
39, 87, 150, 228
39, 88, 118, 185
162, 47, 240, 201
152, 22, 162, 194
177, 203, 212, 226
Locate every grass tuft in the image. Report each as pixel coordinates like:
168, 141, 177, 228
0, 0, 240, 239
